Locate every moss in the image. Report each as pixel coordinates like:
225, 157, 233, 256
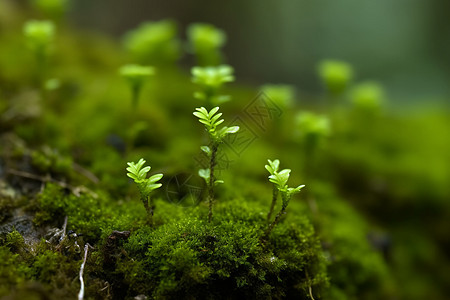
111, 199, 327, 299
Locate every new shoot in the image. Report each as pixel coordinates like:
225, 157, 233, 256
126, 158, 163, 225
264, 159, 305, 238
193, 106, 239, 222
119, 64, 155, 108
191, 65, 234, 107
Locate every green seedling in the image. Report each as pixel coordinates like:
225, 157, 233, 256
191, 65, 234, 107
265, 159, 280, 221
123, 20, 181, 65
261, 84, 296, 109
187, 23, 226, 66
126, 158, 163, 225
119, 64, 155, 108
23, 19, 55, 86
350, 81, 385, 113
264, 159, 305, 238
318, 60, 353, 96
193, 106, 239, 222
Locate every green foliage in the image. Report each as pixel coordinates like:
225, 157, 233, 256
192, 65, 234, 106
318, 60, 353, 95
119, 64, 155, 107
127, 158, 163, 223
123, 20, 181, 65
194, 106, 239, 222
296, 111, 331, 152
187, 23, 226, 66
261, 84, 296, 108
350, 81, 385, 112
266, 160, 304, 208
23, 19, 55, 55
193, 106, 239, 143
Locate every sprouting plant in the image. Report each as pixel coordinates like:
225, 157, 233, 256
318, 60, 353, 97
261, 84, 296, 110
123, 20, 181, 65
23, 20, 55, 85
126, 158, 163, 224
191, 65, 234, 107
187, 23, 226, 66
296, 112, 330, 175
119, 64, 155, 108
350, 81, 385, 113
193, 106, 239, 222
264, 160, 304, 238
265, 159, 280, 221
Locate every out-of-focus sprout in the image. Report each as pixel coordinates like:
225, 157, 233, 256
23, 20, 55, 87
23, 19, 55, 57
351, 81, 385, 113
31, 0, 71, 20
191, 65, 234, 107
318, 60, 353, 96
119, 64, 155, 108
296, 111, 331, 163
123, 20, 181, 65
187, 23, 226, 66
261, 84, 296, 109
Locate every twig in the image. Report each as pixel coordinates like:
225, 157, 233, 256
78, 243, 94, 300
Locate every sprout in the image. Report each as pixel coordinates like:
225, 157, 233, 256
193, 106, 239, 222
261, 84, 296, 109
187, 23, 226, 66
296, 112, 331, 140
123, 20, 181, 65
126, 158, 163, 224
264, 159, 305, 238
23, 19, 55, 56
191, 65, 234, 107
318, 60, 353, 96
119, 64, 155, 108
350, 81, 385, 112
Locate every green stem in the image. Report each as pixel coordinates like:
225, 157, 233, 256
208, 143, 218, 222
267, 185, 278, 221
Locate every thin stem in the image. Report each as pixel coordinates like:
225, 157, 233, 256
131, 83, 141, 109
208, 143, 218, 222
267, 185, 278, 221
265, 207, 285, 239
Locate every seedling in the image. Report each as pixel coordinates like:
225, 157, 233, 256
265, 159, 280, 221
23, 19, 55, 86
191, 65, 234, 107
260, 84, 296, 110
123, 20, 181, 65
296, 112, 330, 175
318, 60, 353, 97
119, 64, 155, 108
193, 106, 239, 222
187, 23, 226, 66
126, 158, 163, 224
264, 159, 304, 238
350, 81, 385, 113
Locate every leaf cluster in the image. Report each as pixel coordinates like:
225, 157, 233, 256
193, 106, 239, 142
126, 158, 163, 197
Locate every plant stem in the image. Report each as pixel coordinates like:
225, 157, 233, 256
267, 185, 278, 221
265, 207, 285, 239
208, 143, 218, 222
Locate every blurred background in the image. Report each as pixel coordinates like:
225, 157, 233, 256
68, 0, 450, 104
